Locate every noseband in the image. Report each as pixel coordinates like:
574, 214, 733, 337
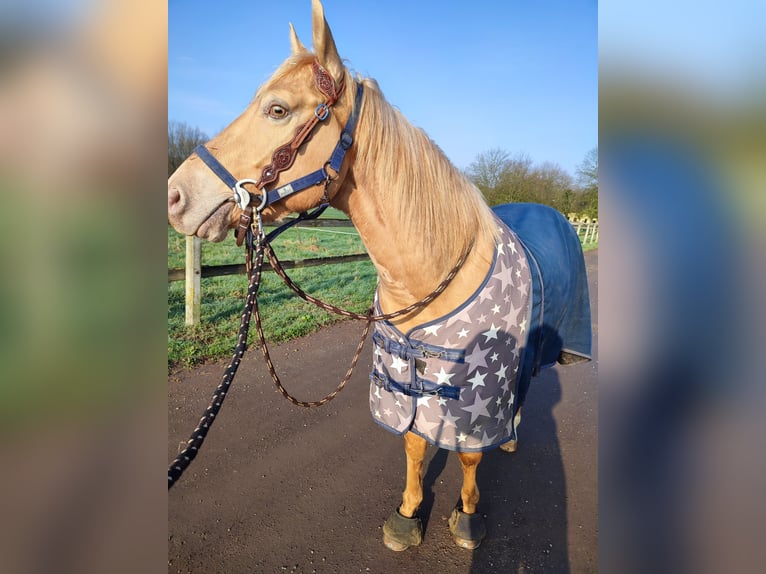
193, 60, 364, 245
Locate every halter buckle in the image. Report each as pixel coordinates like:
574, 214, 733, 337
315, 103, 330, 121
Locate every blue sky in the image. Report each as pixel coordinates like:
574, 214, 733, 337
169, 0, 597, 177
599, 1, 766, 101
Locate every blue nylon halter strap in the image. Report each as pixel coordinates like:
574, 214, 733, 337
193, 145, 238, 190
192, 82, 364, 215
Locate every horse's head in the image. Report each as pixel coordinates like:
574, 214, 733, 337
168, 0, 353, 242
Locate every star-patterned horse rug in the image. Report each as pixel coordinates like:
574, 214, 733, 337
370, 203, 591, 452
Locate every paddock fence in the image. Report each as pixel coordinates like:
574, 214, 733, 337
169, 215, 597, 326
569, 217, 599, 245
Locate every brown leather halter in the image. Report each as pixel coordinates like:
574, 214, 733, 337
234, 60, 345, 246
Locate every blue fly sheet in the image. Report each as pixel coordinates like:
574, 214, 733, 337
491, 203, 592, 407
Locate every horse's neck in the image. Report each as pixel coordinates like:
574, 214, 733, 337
340, 186, 425, 303
335, 167, 495, 331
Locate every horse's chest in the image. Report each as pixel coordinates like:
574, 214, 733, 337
369, 222, 531, 452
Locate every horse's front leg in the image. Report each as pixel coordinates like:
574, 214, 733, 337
382, 431, 426, 551
449, 450, 487, 549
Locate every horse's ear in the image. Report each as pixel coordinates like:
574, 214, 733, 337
311, 0, 343, 83
289, 22, 307, 54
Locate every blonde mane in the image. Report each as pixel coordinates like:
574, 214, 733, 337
352, 76, 499, 270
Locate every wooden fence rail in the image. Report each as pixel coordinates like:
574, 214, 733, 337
571, 219, 599, 244
168, 252, 370, 283
171, 216, 596, 326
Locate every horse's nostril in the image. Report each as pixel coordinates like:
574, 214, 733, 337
168, 187, 183, 214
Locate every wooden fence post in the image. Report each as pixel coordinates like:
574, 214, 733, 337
185, 235, 201, 326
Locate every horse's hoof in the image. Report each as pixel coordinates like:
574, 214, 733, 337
499, 439, 518, 453
382, 508, 423, 551
448, 507, 486, 549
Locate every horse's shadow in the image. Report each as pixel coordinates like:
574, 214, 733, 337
417, 366, 569, 572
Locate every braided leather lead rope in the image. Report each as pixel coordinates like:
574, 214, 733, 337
253, 301, 373, 408
261, 239, 474, 322
249, 238, 474, 407
168, 238, 265, 489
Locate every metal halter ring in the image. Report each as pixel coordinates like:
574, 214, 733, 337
233, 179, 268, 212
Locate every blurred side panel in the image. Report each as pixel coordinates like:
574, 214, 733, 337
599, 1, 766, 573
0, 1, 167, 573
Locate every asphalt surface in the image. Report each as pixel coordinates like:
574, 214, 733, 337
168, 250, 597, 573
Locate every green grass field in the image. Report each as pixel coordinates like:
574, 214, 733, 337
168, 209, 377, 368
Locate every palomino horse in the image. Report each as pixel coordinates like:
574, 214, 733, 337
168, 0, 591, 551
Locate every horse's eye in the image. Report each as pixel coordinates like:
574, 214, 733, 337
267, 104, 288, 119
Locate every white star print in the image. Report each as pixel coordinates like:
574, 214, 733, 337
467, 370, 487, 390
482, 323, 500, 342
491, 304, 501, 314
476, 313, 488, 324
472, 424, 483, 434
374, 386, 382, 399
457, 328, 469, 339
519, 318, 527, 334
437, 396, 448, 406
423, 324, 441, 337
457, 432, 468, 443
416, 395, 432, 408
490, 352, 499, 363
508, 240, 517, 255
434, 367, 455, 385
495, 363, 508, 382
390, 356, 408, 374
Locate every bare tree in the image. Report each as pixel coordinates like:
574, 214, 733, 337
529, 161, 574, 205
466, 147, 510, 190
576, 147, 598, 192
496, 152, 534, 204
168, 121, 208, 176
575, 147, 598, 218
